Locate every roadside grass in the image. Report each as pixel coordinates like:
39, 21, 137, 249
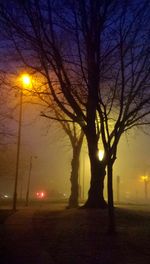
33, 206, 150, 264
0, 210, 13, 224
0, 209, 13, 261
116, 207, 150, 260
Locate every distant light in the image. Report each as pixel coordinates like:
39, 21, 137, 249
36, 191, 46, 199
98, 150, 104, 161
141, 176, 148, 182
4, 195, 8, 198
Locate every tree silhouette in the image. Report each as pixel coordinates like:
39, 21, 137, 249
0, 0, 117, 208
41, 104, 84, 208
97, 1, 150, 232
0, 1, 149, 215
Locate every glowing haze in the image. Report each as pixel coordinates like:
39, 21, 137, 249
0, 96, 149, 203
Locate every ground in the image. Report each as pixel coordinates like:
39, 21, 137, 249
0, 203, 150, 264
0, 209, 13, 262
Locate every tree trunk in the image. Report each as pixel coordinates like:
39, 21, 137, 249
107, 161, 116, 234
67, 147, 80, 208
67, 130, 84, 208
83, 133, 107, 208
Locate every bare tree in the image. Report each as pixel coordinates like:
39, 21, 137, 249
22, 74, 84, 208
1, 1, 149, 216
0, 71, 14, 145
41, 104, 84, 208
0, 0, 118, 208
97, 1, 150, 232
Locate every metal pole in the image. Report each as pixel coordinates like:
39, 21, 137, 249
78, 157, 81, 201
116, 175, 120, 203
144, 180, 148, 201
25, 156, 32, 207
13, 89, 23, 211
82, 152, 85, 201
20, 174, 23, 200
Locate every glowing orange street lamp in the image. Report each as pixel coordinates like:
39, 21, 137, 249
22, 74, 30, 85
13, 73, 32, 211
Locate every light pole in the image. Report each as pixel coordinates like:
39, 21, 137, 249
25, 155, 37, 207
116, 175, 120, 203
25, 156, 32, 207
82, 151, 85, 201
13, 74, 31, 211
141, 176, 149, 201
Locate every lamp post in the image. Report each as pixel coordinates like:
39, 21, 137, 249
25, 156, 32, 207
82, 150, 85, 201
116, 175, 120, 203
141, 175, 149, 201
13, 74, 31, 211
25, 155, 37, 207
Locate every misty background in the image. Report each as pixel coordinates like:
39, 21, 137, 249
0, 99, 149, 203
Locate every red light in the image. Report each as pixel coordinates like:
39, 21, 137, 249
36, 191, 45, 199
41, 192, 44, 197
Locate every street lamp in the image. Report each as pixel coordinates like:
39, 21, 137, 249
12, 73, 32, 211
21, 74, 31, 86
98, 149, 104, 161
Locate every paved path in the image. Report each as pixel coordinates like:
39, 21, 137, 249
4, 208, 54, 264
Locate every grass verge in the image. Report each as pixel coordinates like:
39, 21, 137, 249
33, 206, 150, 264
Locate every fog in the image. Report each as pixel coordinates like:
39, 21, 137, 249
0, 101, 149, 204
80, 130, 150, 203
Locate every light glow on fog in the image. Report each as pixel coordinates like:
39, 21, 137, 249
36, 191, 46, 199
